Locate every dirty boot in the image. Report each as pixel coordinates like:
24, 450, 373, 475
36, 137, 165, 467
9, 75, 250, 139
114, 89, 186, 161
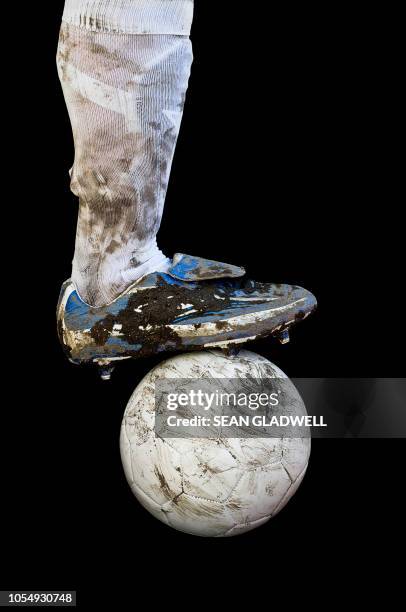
57, 254, 317, 379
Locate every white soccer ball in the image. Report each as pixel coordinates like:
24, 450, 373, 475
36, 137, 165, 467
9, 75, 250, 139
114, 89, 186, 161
120, 350, 310, 537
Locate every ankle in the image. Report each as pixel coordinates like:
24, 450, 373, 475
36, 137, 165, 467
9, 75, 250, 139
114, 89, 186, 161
72, 243, 170, 307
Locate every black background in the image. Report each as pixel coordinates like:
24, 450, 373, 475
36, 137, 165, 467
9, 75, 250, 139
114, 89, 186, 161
1, 1, 403, 603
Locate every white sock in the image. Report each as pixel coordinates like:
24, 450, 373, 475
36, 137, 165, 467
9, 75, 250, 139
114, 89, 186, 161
57, 0, 194, 306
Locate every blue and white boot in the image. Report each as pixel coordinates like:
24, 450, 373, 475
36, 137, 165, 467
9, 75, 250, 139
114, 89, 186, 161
57, 254, 317, 380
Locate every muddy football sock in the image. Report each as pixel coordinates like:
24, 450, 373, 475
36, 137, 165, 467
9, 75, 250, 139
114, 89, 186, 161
58, 0, 194, 306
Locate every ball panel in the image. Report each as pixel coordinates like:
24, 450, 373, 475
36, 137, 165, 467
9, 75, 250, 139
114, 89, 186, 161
224, 437, 283, 469
181, 445, 241, 502
271, 463, 308, 518
222, 515, 271, 537
281, 437, 311, 481
122, 429, 183, 507
225, 463, 293, 525
120, 425, 134, 486
203, 350, 288, 381
163, 493, 235, 537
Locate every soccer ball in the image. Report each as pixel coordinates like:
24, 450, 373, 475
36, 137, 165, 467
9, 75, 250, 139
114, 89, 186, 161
120, 350, 310, 537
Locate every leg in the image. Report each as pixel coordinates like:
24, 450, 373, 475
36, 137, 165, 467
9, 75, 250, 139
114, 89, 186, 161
57, 0, 194, 306
56, 3, 318, 374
